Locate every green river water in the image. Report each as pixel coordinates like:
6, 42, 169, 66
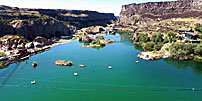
0, 34, 202, 101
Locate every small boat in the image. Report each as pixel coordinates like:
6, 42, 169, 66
136, 61, 139, 63
79, 65, 85, 67
108, 66, 112, 69
74, 73, 78, 76
31, 80, 36, 84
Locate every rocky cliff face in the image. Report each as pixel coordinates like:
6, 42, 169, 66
0, 22, 15, 36
118, 0, 202, 25
0, 5, 116, 40
0, 5, 116, 28
10, 20, 73, 40
35, 9, 116, 28
0, 19, 74, 40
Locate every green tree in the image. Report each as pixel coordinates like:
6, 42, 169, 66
163, 37, 169, 44
151, 33, 163, 43
168, 31, 177, 43
195, 26, 202, 33
194, 44, 202, 56
138, 34, 149, 43
154, 43, 163, 51
142, 42, 155, 51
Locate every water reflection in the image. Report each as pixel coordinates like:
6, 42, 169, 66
164, 58, 202, 75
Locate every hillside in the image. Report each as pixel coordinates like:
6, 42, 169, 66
118, 0, 202, 26
0, 5, 116, 40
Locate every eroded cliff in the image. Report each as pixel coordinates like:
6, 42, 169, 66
0, 5, 116, 28
0, 5, 116, 40
118, 0, 202, 25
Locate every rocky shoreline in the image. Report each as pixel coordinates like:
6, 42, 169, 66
137, 43, 171, 60
0, 24, 117, 68
137, 51, 170, 60
0, 36, 75, 68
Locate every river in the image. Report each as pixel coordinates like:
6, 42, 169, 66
0, 34, 202, 101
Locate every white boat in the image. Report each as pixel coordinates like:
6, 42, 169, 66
74, 73, 78, 76
79, 65, 85, 67
108, 66, 112, 69
31, 80, 36, 84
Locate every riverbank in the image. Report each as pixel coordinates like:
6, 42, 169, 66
0, 38, 76, 68
1, 33, 202, 101
137, 43, 171, 60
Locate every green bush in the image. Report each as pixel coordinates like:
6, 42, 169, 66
138, 34, 149, 43
194, 43, 202, 56
142, 42, 155, 51
163, 37, 169, 44
168, 32, 177, 43
151, 33, 163, 43
170, 43, 194, 58
154, 43, 163, 51
195, 26, 202, 33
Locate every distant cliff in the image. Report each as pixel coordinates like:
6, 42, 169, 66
0, 19, 74, 40
0, 5, 116, 40
118, 0, 202, 25
0, 5, 116, 28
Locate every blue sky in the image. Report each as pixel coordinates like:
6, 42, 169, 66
0, 0, 176, 15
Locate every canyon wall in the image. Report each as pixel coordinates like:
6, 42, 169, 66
0, 5, 116, 28
0, 5, 116, 40
118, 0, 202, 25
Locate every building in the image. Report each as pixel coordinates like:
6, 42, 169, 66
178, 28, 193, 33
178, 28, 200, 42
184, 32, 198, 39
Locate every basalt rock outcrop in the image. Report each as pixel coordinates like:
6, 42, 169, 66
118, 0, 202, 26
0, 5, 116, 40
0, 22, 15, 36
0, 5, 116, 29
0, 20, 74, 40
10, 20, 73, 40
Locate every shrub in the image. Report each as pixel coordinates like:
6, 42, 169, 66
194, 43, 202, 56
154, 43, 163, 51
163, 37, 169, 44
168, 32, 177, 43
142, 42, 155, 51
151, 33, 163, 43
195, 26, 202, 33
170, 43, 194, 58
138, 34, 149, 43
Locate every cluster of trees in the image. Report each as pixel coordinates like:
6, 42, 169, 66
135, 32, 178, 51
169, 43, 202, 60
91, 36, 106, 46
